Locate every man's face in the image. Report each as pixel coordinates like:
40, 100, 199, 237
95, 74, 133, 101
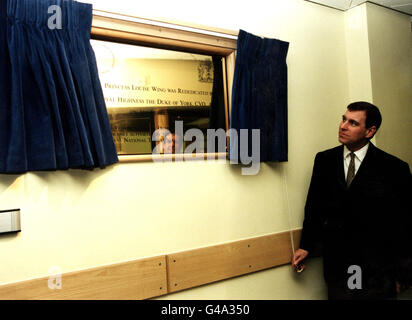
338, 110, 376, 150
164, 133, 182, 154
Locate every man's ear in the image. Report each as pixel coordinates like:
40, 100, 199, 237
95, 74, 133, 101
366, 126, 377, 139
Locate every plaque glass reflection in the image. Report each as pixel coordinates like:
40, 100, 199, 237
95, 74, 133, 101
92, 40, 226, 155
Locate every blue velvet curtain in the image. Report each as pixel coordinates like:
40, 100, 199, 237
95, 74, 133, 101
0, 0, 118, 173
230, 29, 289, 162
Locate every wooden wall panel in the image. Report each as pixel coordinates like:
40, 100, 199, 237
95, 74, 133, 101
0, 230, 301, 299
92, 14, 237, 50
91, 15, 237, 56
0, 256, 167, 300
225, 51, 236, 114
166, 229, 301, 293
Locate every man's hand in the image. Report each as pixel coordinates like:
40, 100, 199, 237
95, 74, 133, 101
292, 248, 309, 272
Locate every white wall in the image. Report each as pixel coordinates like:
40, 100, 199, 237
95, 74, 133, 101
366, 3, 412, 165
344, 4, 374, 102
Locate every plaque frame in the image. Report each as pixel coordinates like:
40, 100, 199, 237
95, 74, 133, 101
91, 10, 237, 162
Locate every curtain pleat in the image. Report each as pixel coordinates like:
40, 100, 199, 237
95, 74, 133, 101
229, 29, 289, 162
0, 0, 118, 173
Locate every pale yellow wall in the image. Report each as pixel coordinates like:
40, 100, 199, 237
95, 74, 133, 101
343, 3, 412, 165
366, 3, 412, 166
0, 0, 357, 300
344, 4, 374, 102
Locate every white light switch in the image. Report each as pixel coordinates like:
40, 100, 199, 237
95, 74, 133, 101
0, 209, 21, 234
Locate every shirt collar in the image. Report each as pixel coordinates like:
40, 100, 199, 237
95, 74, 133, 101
344, 142, 369, 162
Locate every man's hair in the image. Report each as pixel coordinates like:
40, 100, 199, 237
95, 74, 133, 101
347, 101, 382, 131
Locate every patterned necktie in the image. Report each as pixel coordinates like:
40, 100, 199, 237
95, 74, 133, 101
346, 152, 356, 187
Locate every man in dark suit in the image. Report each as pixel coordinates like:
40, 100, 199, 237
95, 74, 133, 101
293, 101, 412, 300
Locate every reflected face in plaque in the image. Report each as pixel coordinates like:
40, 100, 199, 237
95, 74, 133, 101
164, 133, 182, 154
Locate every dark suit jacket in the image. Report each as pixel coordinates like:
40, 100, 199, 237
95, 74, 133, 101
299, 143, 412, 296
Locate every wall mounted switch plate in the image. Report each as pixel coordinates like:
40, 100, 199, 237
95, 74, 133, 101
0, 209, 21, 234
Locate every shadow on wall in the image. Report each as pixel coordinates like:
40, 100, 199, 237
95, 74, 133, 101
0, 174, 20, 195
227, 160, 285, 178
0, 174, 22, 211
20, 166, 117, 214
0, 174, 22, 240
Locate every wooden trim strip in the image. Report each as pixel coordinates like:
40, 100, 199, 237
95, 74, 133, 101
0, 230, 301, 299
93, 10, 239, 38
91, 15, 237, 56
225, 51, 236, 115
166, 229, 301, 293
222, 57, 230, 134
0, 256, 167, 300
91, 27, 235, 56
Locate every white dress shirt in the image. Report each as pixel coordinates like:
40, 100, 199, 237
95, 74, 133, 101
343, 142, 369, 179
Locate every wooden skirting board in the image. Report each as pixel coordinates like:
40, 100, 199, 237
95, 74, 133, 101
167, 229, 301, 293
0, 229, 301, 300
0, 256, 167, 300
